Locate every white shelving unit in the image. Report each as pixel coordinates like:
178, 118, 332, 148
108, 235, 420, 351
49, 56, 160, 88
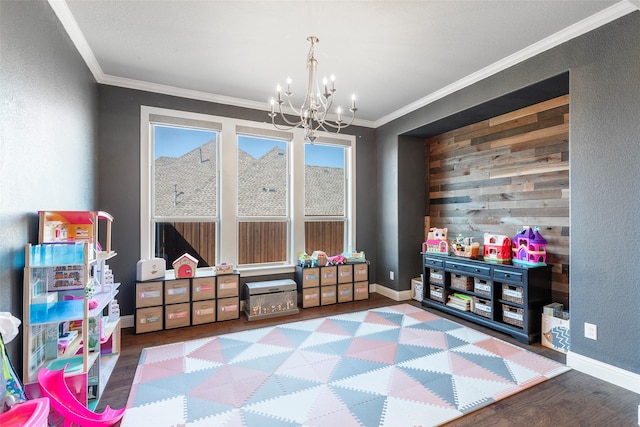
23, 211, 121, 409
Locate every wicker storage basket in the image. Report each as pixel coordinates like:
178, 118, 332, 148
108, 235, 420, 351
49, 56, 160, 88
450, 274, 473, 291
474, 277, 491, 296
429, 285, 445, 303
429, 269, 445, 285
501, 284, 524, 305
502, 304, 524, 328
472, 296, 492, 318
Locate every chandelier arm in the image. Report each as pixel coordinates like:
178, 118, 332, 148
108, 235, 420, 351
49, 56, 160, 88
284, 97, 302, 117
276, 103, 307, 127
312, 110, 356, 132
271, 121, 302, 132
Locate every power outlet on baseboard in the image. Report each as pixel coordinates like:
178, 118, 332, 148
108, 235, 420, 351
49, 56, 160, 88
389, 271, 394, 280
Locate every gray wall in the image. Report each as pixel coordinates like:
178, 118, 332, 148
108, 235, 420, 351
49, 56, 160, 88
376, 11, 640, 374
0, 1, 98, 372
97, 86, 376, 317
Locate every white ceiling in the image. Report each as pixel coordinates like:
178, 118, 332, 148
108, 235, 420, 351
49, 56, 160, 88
53, 0, 638, 127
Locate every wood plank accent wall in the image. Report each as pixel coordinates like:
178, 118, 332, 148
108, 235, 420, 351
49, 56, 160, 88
425, 95, 570, 307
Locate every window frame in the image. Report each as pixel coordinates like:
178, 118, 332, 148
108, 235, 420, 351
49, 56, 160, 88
141, 106, 356, 276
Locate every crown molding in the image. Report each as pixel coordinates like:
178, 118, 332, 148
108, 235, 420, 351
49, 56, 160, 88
374, 0, 639, 128
50, 0, 636, 130
47, 0, 375, 129
47, 0, 105, 82
100, 74, 376, 129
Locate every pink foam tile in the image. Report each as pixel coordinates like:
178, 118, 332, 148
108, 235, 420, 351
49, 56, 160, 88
344, 337, 398, 364
398, 327, 449, 350
186, 338, 229, 364
134, 357, 187, 383
505, 349, 568, 376
473, 337, 523, 359
362, 311, 401, 327
257, 327, 299, 348
404, 309, 443, 323
189, 365, 270, 406
447, 352, 512, 384
388, 366, 457, 409
316, 318, 356, 337
142, 342, 188, 363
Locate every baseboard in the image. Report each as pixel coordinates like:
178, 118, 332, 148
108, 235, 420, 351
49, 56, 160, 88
370, 283, 413, 302
567, 351, 640, 394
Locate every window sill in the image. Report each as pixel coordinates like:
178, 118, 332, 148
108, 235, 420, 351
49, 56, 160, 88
237, 264, 296, 277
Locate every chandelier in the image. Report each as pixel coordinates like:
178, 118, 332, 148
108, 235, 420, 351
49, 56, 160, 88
269, 36, 357, 143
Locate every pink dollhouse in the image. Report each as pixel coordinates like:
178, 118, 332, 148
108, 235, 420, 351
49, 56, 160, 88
483, 233, 511, 263
423, 227, 449, 254
512, 226, 547, 266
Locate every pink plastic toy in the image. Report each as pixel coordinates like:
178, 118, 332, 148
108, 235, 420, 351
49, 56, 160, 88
423, 227, 449, 253
37, 366, 125, 427
0, 397, 50, 427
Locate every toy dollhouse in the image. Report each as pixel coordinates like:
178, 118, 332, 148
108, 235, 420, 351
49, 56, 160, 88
451, 234, 480, 259
512, 226, 547, 266
483, 233, 511, 263
172, 253, 198, 278
423, 227, 449, 254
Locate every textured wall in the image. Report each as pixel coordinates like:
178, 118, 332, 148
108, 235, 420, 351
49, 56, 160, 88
567, 12, 640, 374
375, 11, 640, 374
0, 1, 97, 373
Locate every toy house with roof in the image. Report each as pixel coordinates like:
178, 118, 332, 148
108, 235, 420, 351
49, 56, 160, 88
172, 253, 199, 278
483, 233, 511, 263
423, 227, 449, 254
512, 226, 547, 266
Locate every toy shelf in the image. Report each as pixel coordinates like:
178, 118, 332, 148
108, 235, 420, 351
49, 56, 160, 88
23, 211, 121, 409
421, 252, 551, 344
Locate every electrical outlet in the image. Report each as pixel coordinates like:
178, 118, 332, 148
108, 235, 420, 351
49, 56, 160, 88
389, 271, 394, 280
584, 322, 597, 340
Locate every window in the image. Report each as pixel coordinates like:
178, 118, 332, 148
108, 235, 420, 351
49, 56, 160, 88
147, 116, 220, 267
141, 106, 356, 274
304, 141, 348, 256
237, 133, 289, 265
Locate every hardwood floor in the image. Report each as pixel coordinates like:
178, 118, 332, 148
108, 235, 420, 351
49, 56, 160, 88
98, 294, 639, 426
